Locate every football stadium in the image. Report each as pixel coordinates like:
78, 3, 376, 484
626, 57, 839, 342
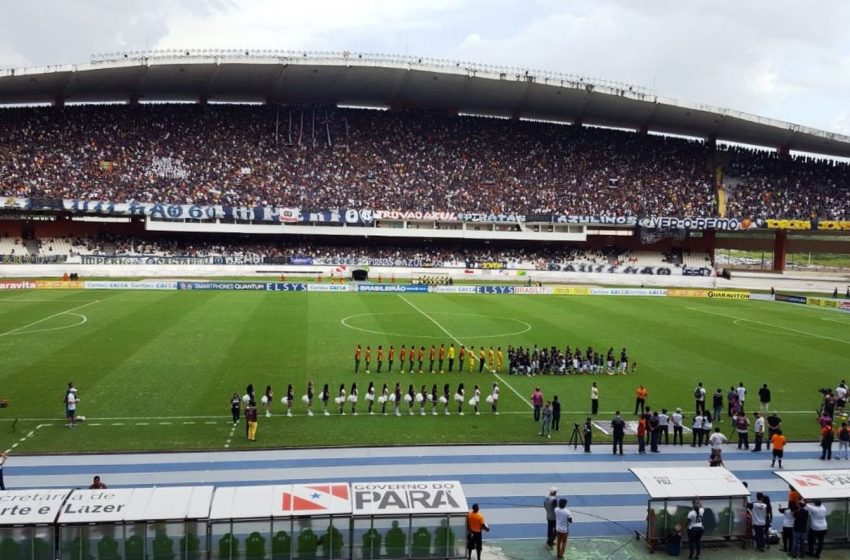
2, 34, 850, 560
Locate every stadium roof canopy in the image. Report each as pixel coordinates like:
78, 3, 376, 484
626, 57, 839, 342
2, 50, 850, 158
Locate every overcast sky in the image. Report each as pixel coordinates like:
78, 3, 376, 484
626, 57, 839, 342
2, 0, 848, 134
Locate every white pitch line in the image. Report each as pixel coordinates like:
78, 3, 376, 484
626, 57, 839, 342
398, 295, 532, 409
0, 300, 99, 337
687, 306, 850, 345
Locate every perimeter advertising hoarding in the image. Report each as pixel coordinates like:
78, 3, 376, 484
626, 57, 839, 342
590, 288, 667, 296
357, 284, 429, 293
552, 286, 590, 295
176, 282, 306, 291
84, 281, 177, 290
0, 281, 37, 289
667, 289, 710, 298
0, 489, 72, 525
775, 293, 808, 304
765, 219, 850, 231
34, 281, 84, 289
351, 481, 467, 516
807, 297, 838, 309
705, 290, 750, 300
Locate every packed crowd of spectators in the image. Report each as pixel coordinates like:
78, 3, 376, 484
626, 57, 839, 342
2, 104, 844, 218
15, 236, 708, 270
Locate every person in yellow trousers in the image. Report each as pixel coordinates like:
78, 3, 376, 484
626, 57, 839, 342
495, 347, 503, 373
488, 347, 496, 373
246, 400, 259, 442
448, 343, 457, 372
468, 346, 477, 373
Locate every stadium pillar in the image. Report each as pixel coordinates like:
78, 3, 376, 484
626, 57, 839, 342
128, 95, 140, 106
573, 117, 582, 127
198, 95, 209, 105
639, 123, 648, 135
703, 230, 716, 263
772, 230, 787, 272
53, 96, 65, 108
707, 133, 717, 150
778, 143, 791, 158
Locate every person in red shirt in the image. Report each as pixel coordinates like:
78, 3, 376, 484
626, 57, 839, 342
89, 475, 107, 489
408, 346, 416, 374
400, 345, 407, 373
418, 346, 425, 373
637, 415, 647, 454
364, 346, 372, 374
429, 345, 437, 373
439, 344, 446, 373
376, 345, 384, 373
459, 345, 466, 369
354, 345, 362, 374
388, 345, 395, 373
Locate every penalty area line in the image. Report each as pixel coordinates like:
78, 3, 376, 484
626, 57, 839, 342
398, 295, 532, 409
0, 300, 100, 338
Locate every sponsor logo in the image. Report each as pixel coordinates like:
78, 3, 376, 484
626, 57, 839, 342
474, 286, 514, 294
428, 286, 478, 294
456, 213, 526, 223
351, 481, 464, 514
34, 281, 83, 289
590, 288, 667, 296
554, 215, 638, 226
374, 210, 458, 221
841, 301, 850, 311
667, 289, 710, 298
306, 284, 354, 292
84, 281, 177, 290
639, 216, 742, 231
775, 293, 808, 305
513, 287, 552, 295
807, 297, 838, 309
0, 281, 37, 290
357, 284, 429, 293
551, 286, 590, 295
281, 484, 350, 513
765, 219, 812, 231
706, 290, 750, 299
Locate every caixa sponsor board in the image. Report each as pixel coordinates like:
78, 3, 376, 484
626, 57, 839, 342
84, 281, 178, 290
306, 284, 355, 292
428, 285, 479, 294
590, 288, 667, 296
177, 282, 306, 291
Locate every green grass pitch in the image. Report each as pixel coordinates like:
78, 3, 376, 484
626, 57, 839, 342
0, 289, 845, 454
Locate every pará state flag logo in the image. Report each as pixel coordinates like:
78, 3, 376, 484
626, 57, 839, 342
282, 483, 351, 513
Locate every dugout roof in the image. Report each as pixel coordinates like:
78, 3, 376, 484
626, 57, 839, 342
1, 50, 849, 158
631, 467, 750, 500
774, 470, 850, 500
56, 486, 214, 524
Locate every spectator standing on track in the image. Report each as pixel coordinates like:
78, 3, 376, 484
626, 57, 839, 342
539, 402, 553, 439
691, 412, 704, 447
694, 382, 706, 415
727, 386, 738, 417
554, 498, 573, 560
590, 382, 599, 415
634, 384, 647, 415
466, 503, 490, 560
779, 502, 795, 553
583, 417, 593, 453
658, 409, 670, 445
551, 395, 561, 431
771, 430, 787, 468
687, 499, 705, 560
735, 412, 750, 449
0, 452, 6, 490
230, 393, 241, 424
712, 389, 723, 423
791, 501, 808, 558
612, 411, 625, 455
838, 422, 850, 459
531, 387, 544, 422
752, 412, 765, 452
820, 422, 834, 460
649, 411, 661, 453
637, 413, 647, 454
543, 487, 558, 549
737, 382, 747, 413
245, 401, 258, 442
766, 411, 782, 450
65, 385, 79, 429
758, 384, 771, 412
748, 492, 768, 552
672, 408, 684, 446
806, 499, 828, 558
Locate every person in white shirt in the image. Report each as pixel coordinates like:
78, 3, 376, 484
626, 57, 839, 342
65, 387, 79, 429
590, 382, 599, 416
708, 427, 727, 450
748, 492, 768, 551
658, 409, 670, 445
672, 408, 684, 446
737, 382, 747, 412
686, 500, 705, 559
836, 381, 848, 414
554, 498, 573, 560
778, 501, 796, 552
752, 411, 766, 452
694, 382, 706, 415
805, 499, 828, 558
691, 413, 704, 447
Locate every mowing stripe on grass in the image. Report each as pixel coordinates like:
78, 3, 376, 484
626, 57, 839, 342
398, 295, 531, 409
686, 306, 850, 345
0, 300, 100, 337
